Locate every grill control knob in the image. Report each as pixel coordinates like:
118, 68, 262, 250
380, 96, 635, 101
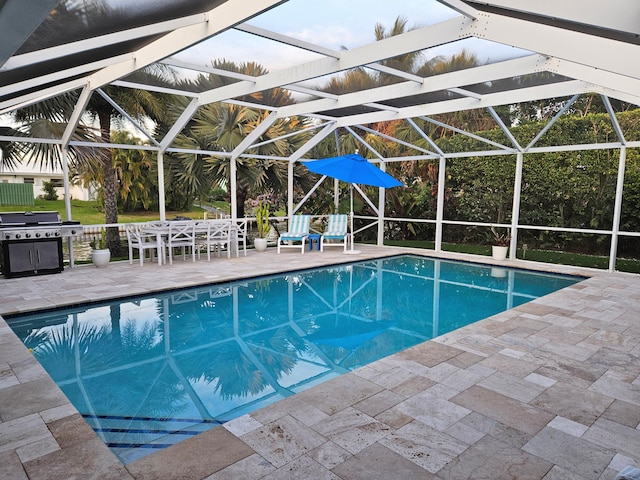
26, 233, 32, 238
45, 232, 51, 237
15, 234, 21, 239
35, 232, 41, 238
54, 232, 60, 237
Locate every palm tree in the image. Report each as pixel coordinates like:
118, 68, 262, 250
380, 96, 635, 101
165, 60, 313, 217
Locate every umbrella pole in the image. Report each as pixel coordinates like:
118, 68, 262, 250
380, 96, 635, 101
345, 183, 361, 254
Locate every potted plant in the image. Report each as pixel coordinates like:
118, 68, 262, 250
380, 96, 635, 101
254, 202, 270, 252
490, 227, 510, 261
90, 227, 111, 267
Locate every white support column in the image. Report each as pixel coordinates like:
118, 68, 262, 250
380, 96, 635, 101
157, 151, 166, 221
230, 155, 238, 220
609, 146, 626, 272
377, 186, 385, 245
61, 147, 72, 221
288, 161, 294, 218
435, 156, 446, 252
509, 152, 524, 259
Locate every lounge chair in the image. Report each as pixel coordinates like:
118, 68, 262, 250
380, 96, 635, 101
320, 214, 348, 252
277, 215, 310, 254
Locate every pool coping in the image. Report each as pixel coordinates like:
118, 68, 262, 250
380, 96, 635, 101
2, 246, 638, 479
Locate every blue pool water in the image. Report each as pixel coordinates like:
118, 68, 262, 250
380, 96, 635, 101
6, 255, 581, 463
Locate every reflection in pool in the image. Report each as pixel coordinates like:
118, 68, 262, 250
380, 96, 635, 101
6, 255, 581, 463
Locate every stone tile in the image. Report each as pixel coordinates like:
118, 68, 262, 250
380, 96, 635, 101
310, 407, 391, 455
396, 390, 471, 431
542, 465, 591, 480
39, 403, 77, 424
538, 340, 599, 362
296, 373, 383, 415
374, 407, 414, 430
523, 426, 614, 478
11, 356, 49, 383
478, 353, 539, 377
308, 441, 352, 469
439, 364, 493, 392
478, 371, 547, 403
459, 412, 532, 449
127, 426, 253, 480
224, 414, 263, 436
379, 420, 468, 473
0, 377, 68, 422
608, 452, 639, 472
439, 435, 552, 480
24, 437, 131, 480
367, 366, 416, 390
0, 449, 29, 480
531, 383, 614, 426
47, 413, 97, 449
0, 413, 52, 453
0, 363, 20, 389
353, 389, 404, 417
588, 348, 640, 377
396, 341, 462, 367
590, 370, 640, 406
261, 455, 340, 480
15, 435, 60, 463
241, 415, 327, 468
389, 374, 435, 397
525, 372, 557, 388
424, 361, 460, 382
452, 385, 554, 435
601, 399, 640, 428
582, 418, 640, 460
445, 421, 486, 445
448, 351, 486, 369
205, 454, 276, 480
548, 416, 589, 437
332, 442, 438, 480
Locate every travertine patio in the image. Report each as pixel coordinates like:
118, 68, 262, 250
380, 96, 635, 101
1, 245, 639, 479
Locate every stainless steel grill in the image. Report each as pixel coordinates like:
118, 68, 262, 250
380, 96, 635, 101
0, 211, 82, 278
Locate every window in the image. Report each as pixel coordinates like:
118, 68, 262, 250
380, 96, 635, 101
49, 179, 64, 187
23, 178, 34, 184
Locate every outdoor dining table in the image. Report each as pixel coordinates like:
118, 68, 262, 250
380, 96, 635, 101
138, 219, 240, 264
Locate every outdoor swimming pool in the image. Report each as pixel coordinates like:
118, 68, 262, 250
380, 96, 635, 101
6, 255, 582, 464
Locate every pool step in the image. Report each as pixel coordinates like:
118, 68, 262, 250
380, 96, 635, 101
82, 414, 223, 462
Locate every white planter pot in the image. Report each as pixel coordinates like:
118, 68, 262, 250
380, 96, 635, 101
491, 245, 508, 261
254, 238, 268, 252
91, 249, 111, 267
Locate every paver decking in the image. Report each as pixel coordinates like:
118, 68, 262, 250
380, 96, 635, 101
1, 246, 638, 479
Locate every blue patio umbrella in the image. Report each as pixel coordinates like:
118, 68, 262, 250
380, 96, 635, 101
302, 154, 403, 254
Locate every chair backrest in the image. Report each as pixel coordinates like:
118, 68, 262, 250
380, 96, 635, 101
169, 221, 196, 244
288, 215, 310, 234
326, 214, 348, 234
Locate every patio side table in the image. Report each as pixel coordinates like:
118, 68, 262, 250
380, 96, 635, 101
308, 233, 321, 251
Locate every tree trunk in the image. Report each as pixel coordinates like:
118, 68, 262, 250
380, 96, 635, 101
98, 110, 122, 256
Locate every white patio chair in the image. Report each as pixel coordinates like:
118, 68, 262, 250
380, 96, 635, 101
167, 221, 196, 264
320, 214, 349, 252
277, 215, 310, 254
234, 219, 247, 257
125, 223, 165, 266
195, 220, 231, 261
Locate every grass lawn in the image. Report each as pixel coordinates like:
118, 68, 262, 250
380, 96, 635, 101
1, 199, 213, 225
381, 239, 640, 274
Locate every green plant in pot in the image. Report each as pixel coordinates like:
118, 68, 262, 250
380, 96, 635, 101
254, 202, 270, 251
490, 226, 511, 260
90, 227, 111, 267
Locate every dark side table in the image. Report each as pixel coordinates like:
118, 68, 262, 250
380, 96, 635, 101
308, 233, 321, 251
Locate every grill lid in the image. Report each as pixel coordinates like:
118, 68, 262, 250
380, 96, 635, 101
0, 211, 62, 227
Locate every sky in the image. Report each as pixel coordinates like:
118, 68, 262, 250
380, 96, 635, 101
175, 0, 527, 77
